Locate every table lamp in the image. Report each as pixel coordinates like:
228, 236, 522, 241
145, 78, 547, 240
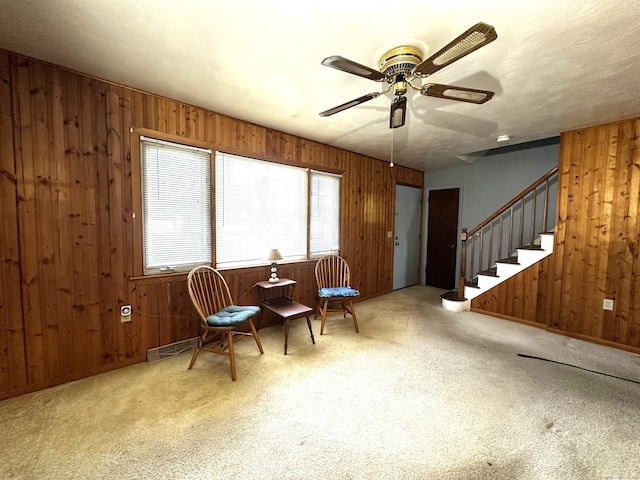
265, 248, 283, 283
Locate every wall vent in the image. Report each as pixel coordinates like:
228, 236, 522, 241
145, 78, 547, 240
146, 337, 199, 363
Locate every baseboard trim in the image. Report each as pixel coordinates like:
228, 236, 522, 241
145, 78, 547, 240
472, 309, 640, 356
545, 327, 640, 356
470, 309, 544, 329
0, 356, 145, 402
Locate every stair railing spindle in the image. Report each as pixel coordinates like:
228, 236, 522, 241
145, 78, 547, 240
458, 228, 467, 298
470, 234, 476, 281
498, 214, 503, 264
488, 222, 494, 271
519, 198, 524, 248
478, 229, 484, 276
508, 205, 514, 260
543, 179, 549, 233
530, 189, 537, 246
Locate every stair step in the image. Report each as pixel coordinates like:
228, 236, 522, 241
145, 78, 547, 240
496, 258, 520, 265
440, 291, 467, 301
518, 245, 543, 251
464, 240, 553, 300
478, 270, 498, 277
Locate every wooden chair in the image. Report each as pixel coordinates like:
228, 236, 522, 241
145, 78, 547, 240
314, 254, 360, 335
187, 266, 264, 381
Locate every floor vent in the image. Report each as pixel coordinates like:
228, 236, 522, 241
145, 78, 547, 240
146, 337, 199, 363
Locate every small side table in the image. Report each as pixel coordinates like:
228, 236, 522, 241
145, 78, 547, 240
255, 278, 315, 355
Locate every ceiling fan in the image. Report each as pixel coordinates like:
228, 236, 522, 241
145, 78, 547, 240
319, 22, 498, 128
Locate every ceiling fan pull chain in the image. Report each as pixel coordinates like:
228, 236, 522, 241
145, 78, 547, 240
390, 126, 394, 168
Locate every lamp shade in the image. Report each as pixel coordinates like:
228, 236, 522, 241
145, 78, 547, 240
265, 248, 283, 262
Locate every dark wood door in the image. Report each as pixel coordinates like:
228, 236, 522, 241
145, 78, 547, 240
426, 188, 460, 289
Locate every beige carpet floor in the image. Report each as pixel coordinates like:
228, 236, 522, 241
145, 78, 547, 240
1, 286, 640, 480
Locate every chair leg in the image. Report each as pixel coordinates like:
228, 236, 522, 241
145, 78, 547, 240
228, 330, 237, 382
248, 319, 264, 354
320, 299, 329, 335
349, 299, 359, 333
188, 347, 200, 370
188, 330, 207, 370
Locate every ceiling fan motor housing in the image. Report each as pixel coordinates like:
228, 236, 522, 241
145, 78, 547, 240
379, 46, 423, 76
379, 46, 423, 95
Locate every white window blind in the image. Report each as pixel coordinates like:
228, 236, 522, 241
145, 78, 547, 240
310, 170, 340, 256
141, 137, 212, 274
215, 153, 308, 268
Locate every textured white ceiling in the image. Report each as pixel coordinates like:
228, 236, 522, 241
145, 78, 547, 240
1, 0, 640, 171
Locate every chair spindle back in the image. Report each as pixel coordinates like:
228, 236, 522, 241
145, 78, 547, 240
315, 254, 351, 289
187, 266, 234, 322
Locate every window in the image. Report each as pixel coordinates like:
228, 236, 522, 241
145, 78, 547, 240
140, 137, 212, 274
138, 140, 340, 275
310, 170, 340, 256
215, 152, 340, 268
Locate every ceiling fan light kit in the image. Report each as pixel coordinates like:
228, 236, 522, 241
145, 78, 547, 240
319, 22, 498, 129
390, 96, 407, 129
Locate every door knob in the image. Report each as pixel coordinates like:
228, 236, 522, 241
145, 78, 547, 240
450, 243, 455, 249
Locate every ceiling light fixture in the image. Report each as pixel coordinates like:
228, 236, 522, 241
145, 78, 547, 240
497, 135, 510, 142
390, 96, 407, 129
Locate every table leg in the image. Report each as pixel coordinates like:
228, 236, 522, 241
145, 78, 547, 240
306, 313, 315, 345
284, 318, 289, 355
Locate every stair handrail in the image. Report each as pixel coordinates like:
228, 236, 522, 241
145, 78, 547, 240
458, 166, 559, 298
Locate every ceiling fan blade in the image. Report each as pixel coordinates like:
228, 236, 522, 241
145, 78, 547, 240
321, 55, 387, 82
319, 92, 381, 117
413, 22, 497, 77
420, 83, 494, 104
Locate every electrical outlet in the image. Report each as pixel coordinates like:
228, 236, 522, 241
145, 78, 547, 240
603, 299, 614, 311
121, 305, 132, 322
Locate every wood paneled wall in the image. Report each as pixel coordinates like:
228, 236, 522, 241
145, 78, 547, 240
0, 50, 423, 400
472, 117, 640, 354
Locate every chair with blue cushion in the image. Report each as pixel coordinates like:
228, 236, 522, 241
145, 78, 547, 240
187, 266, 264, 381
314, 254, 360, 335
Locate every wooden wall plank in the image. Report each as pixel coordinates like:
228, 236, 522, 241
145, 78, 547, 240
0, 51, 27, 391
609, 121, 637, 345
534, 255, 552, 326
599, 124, 619, 341
559, 128, 585, 333
51, 66, 79, 377
628, 119, 640, 347
77, 74, 102, 368
93, 78, 116, 367
13, 57, 46, 384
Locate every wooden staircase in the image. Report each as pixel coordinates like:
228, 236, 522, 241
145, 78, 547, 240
442, 167, 558, 311
462, 232, 554, 301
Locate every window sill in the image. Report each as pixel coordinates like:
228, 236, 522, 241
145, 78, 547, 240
130, 259, 319, 284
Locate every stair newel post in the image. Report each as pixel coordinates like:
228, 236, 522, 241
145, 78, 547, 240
458, 228, 468, 298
